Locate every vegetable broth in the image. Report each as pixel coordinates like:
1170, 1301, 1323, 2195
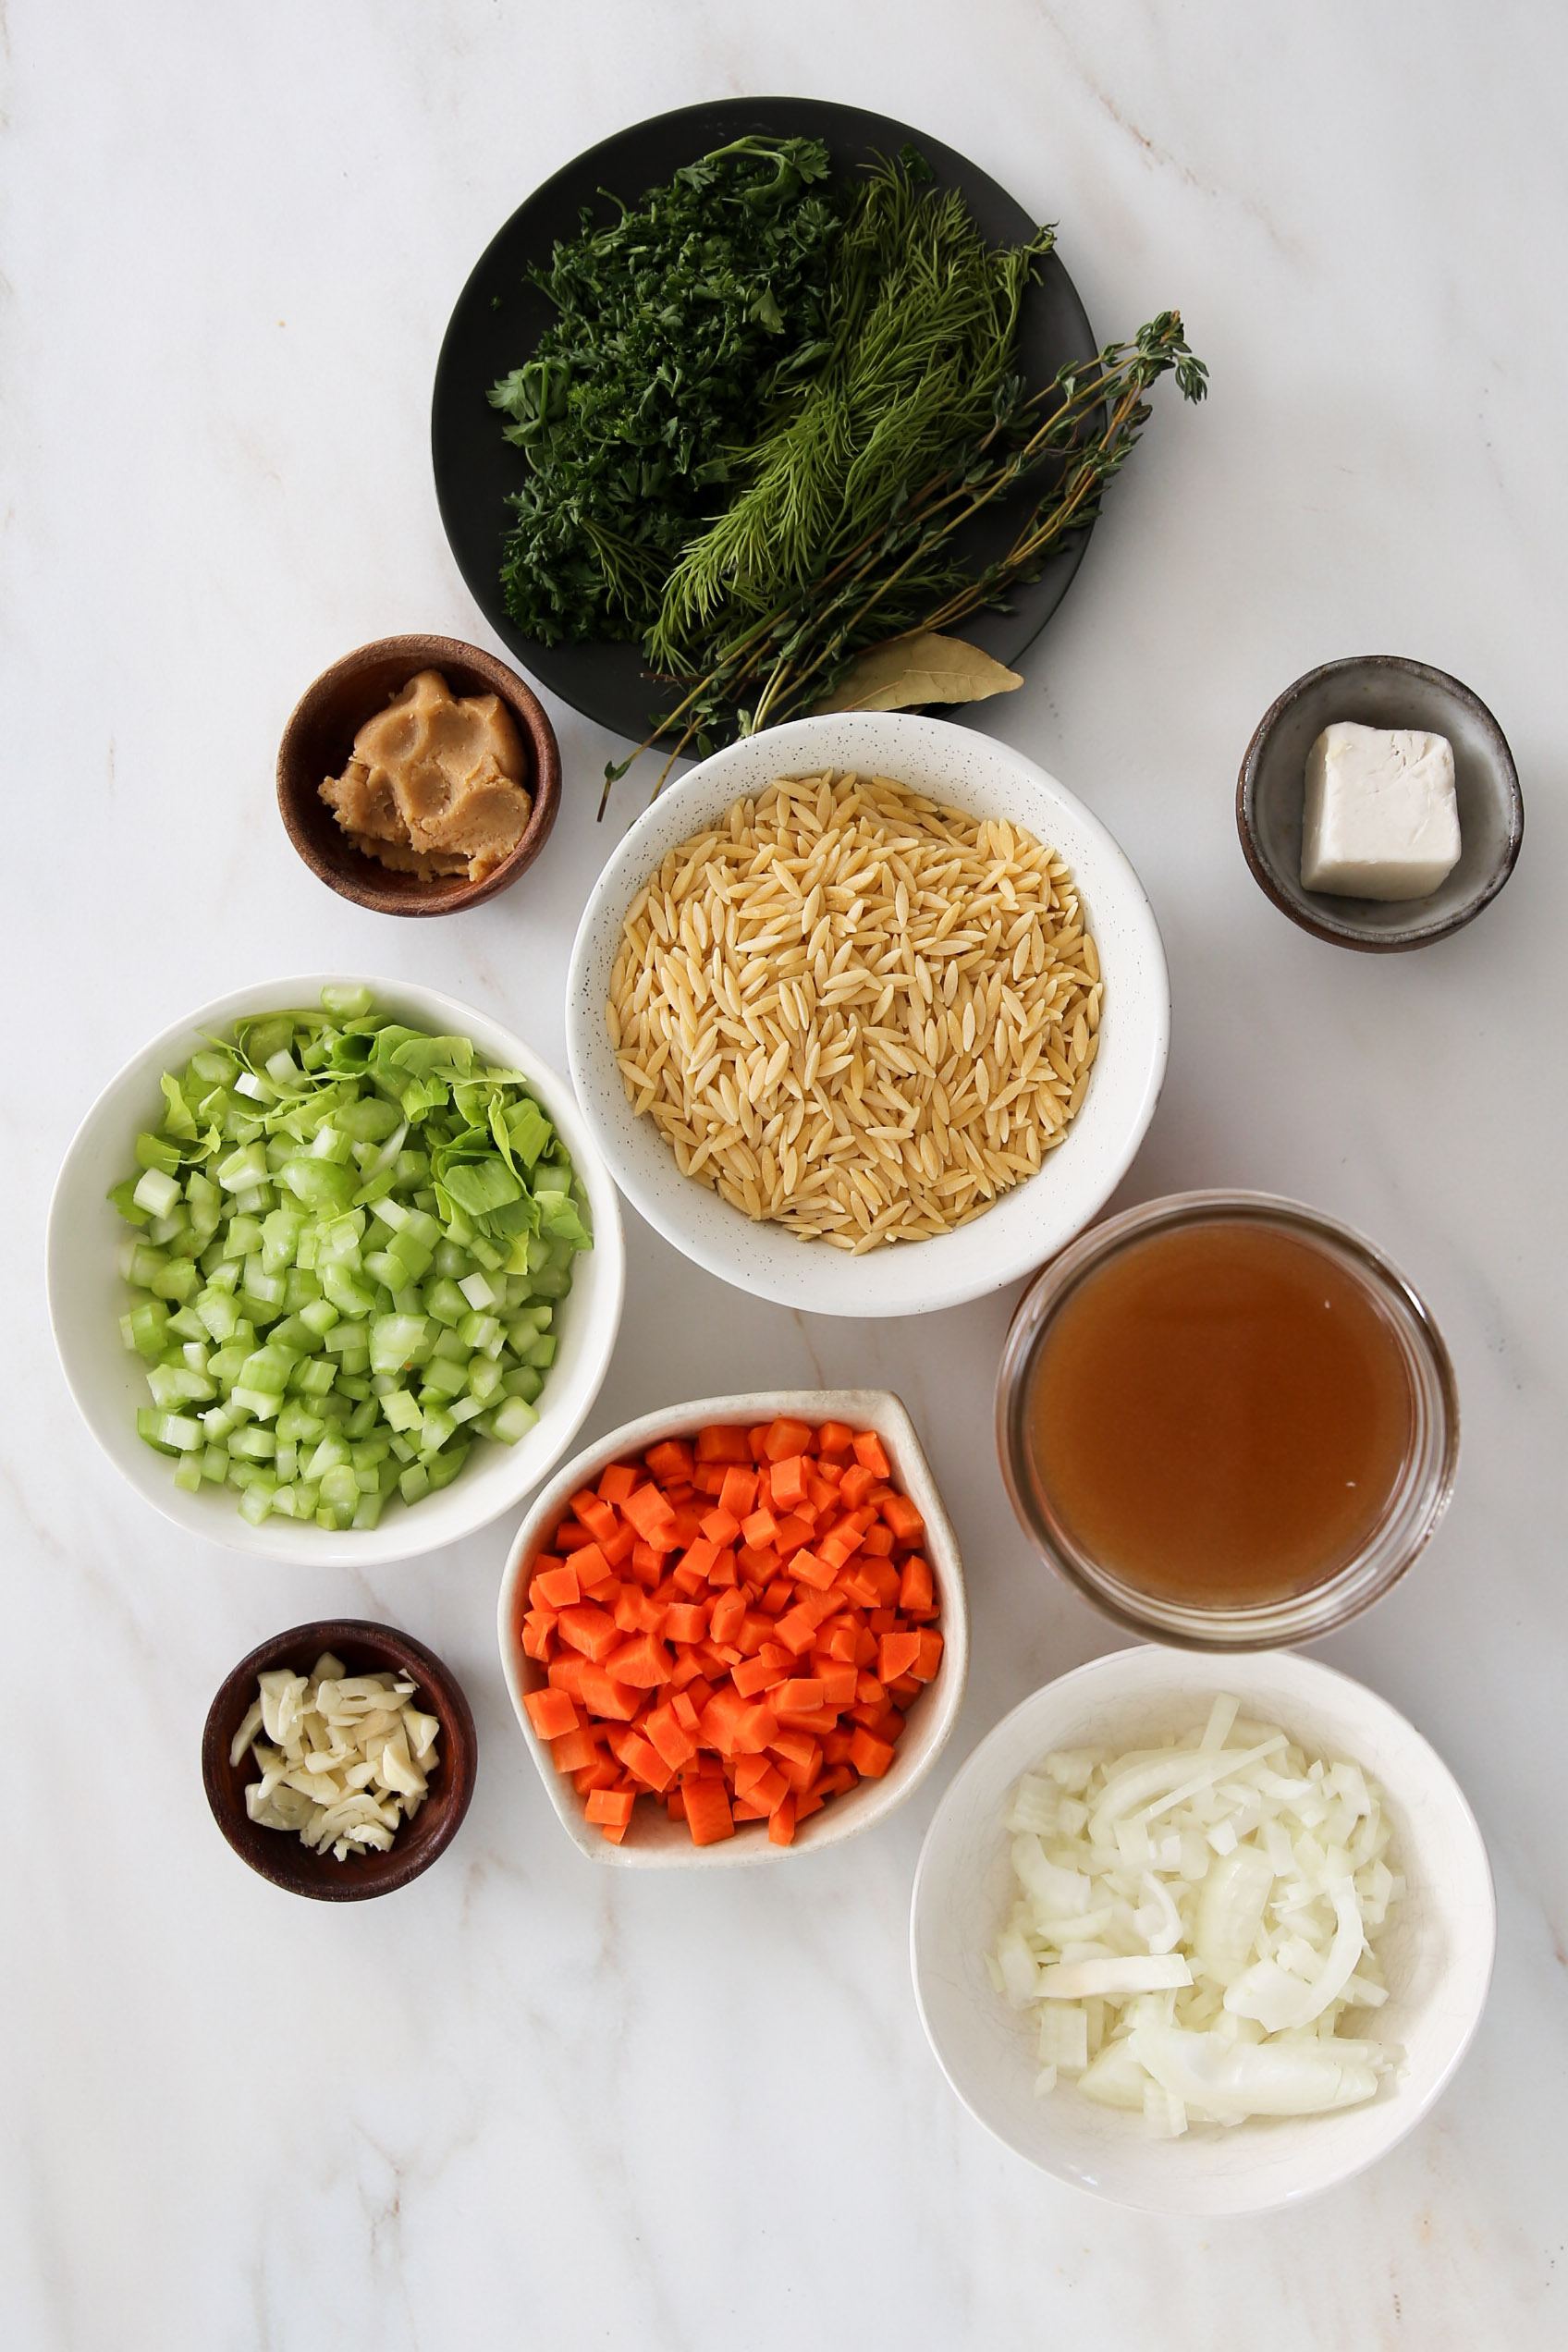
1022, 1220, 1415, 1608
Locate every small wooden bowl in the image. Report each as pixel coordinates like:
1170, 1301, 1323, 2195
202, 1619, 478, 1900
276, 634, 561, 915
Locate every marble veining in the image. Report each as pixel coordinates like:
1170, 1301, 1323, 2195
3, 1, 1566, 2346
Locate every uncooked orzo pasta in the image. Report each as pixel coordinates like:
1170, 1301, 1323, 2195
606, 772, 1103, 1253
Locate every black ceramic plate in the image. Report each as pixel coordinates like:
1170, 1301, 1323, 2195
432, 97, 1098, 748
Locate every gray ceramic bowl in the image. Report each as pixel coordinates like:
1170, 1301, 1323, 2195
1237, 655, 1523, 950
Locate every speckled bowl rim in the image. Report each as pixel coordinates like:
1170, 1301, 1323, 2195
1236, 655, 1524, 952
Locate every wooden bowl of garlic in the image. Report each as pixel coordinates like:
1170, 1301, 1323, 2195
202, 1619, 478, 1899
277, 634, 561, 915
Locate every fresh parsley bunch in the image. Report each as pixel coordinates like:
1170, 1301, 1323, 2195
491, 136, 842, 645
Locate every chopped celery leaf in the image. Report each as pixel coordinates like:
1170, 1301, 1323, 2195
109, 987, 589, 1526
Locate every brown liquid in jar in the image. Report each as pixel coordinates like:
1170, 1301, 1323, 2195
1022, 1220, 1415, 1609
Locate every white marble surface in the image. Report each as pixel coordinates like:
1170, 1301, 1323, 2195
5, 2, 1565, 2343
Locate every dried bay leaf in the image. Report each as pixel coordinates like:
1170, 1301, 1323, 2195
816, 631, 1023, 715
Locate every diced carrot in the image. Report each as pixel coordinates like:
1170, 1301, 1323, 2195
810, 1660, 859, 1709
815, 1420, 854, 1455
671, 1688, 704, 1735
861, 1523, 895, 1557
821, 1761, 860, 1795
598, 1463, 639, 1505
555, 1603, 622, 1663
852, 1674, 887, 1713
523, 1687, 582, 1742
575, 1755, 622, 1794
769, 1794, 798, 1845
794, 1789, 827, 1820
718, 1465, 758, 1520
770, 1453, 810, 1510
851, 1429, 891, 1478
727, 1654, 778, 1698
572, 1490, 620, 1543
619, 1733, 674, 1793
667, 1504, 706, 1549
555, 1519, 594, 1553
700, 1506, 741, 1546
733, 1798, 772, 1821
769, 1737, 823, 1794
899, 1553, 935, 1614
821, 1726, 856, 1766
602, 1520, 639, 1568
567, 1540, 613, 1592
878, 1630, 923, 1684
706, 1548, 740, 1588
839, 1464, 879, 1508
550, 1724, 599, 1774
880, 1493, 925, 1545
521, 1611, 554, 1662
662, 1601, 709, 1644
888, 1673, 922, 1705
733, 1753, 776, 1801
683, 1777, 735, 1846
698, 1686, 749, 1756
820, 1620, 860, 1664
912, 1627, 945, 1681
645, 1439, 695, 1483
764, 1416, 815, 1462
790, 1546, 836, 1592
709, 1587, 746, 1646
585, 1787, 635, 1829
747, 1424, 771, 1460
577, 1663, 644, 1721
643, 1703, 699, 1771
695, 1425, 752, 1464
533, 1562, 582, 1610
770, 1513, 815, 1558
741, 1507, 778, 1549
701, 1638, 741, 1673
771, 1605, 817, 1656
732, 1702, 780, 1754
868, 1705, 905, 1745
547, 1654, 588, 1699
666, 1787, 687, 1821
604, 1633, 674, 1688
621, 1482, 677, 1542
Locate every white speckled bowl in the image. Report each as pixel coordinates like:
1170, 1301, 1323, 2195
567, 713, 1169, 1316
47, 974, 625, 1564
497, 1390, 968, 1866
911, 1647, 1494, 2214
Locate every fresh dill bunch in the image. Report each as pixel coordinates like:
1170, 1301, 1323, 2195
604, 311, 1207, 806
648, 154, 1053, 668
490, 136, 844, 646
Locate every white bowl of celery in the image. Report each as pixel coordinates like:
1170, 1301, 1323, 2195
47, 976, 625, 1562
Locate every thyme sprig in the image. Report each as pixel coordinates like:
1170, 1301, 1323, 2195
600, 311, 1207, 812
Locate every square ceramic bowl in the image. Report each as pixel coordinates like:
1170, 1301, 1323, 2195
910, 1647, 1494, 2214
497, 1389, 969, 1866
47, 974, 625, 1564
566, 711, 1169, 1316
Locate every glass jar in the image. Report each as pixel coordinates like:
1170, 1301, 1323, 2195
995, 1190, 1460, 1649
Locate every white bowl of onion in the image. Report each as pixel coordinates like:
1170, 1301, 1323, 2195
910, 1648, 1494, 2214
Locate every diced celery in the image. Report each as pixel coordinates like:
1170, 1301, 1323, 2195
433, 1241, 470, 1281
275, 1439, 298, 1484
423, 1277, 468, 1329
515, 1334, 557, 1368
466, 1357, 505, 1405
125, 1299, 170, 1358
230, 1427, 276, 1461
200, 1444, 229, 1482
370, 1313, 429, 1376
229, 1386, 282, 1421
292, 1358, 337, 1397
321, 1262, 378, 1317
151, 1258, 201, 1304
379, 1389, 423, 1433
299, 1296, 339, 1337
319, 1464, 360, 1514
424, 1440, 470, 1492
221, 1215, 263, 1261
336, 1374, 371, 1401
490, 1395, 539, 1444
450, 1394, 485, 1425
195, 1289, 241, 1341
216, 1140, 270, 1193
346, 1398, 380, 1439
431, 1327, 471, 1366
154, 1411, 204, 1452
238, 1480, 276, 1525
419, 1355, 469, 1403
174, 1453, 203, 1493
419, 1405, 458, 1453
398, 1463, 431, 1506
275, 1402, 325, 1444
351, 1490, 385, 1530
502, 1366, 544, 1404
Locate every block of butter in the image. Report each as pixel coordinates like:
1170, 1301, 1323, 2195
1300, 722, 1461, 900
